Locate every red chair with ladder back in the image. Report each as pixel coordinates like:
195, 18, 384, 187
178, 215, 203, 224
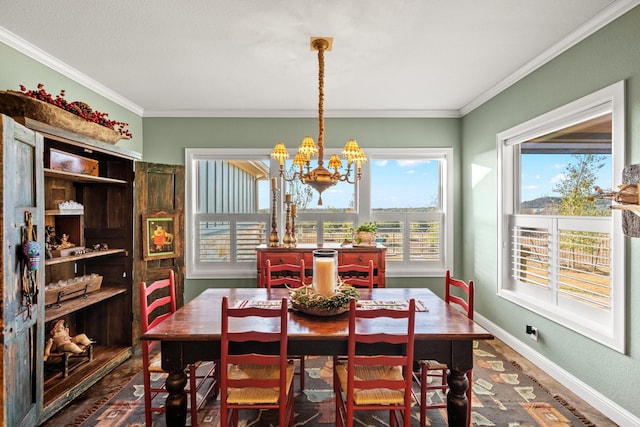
219, 296, 295, 427
264, 258, 306, 389
338, 259, 374, 289
333, 298, 416, 426
139, 270, 218, 427
413, 270, 475, 427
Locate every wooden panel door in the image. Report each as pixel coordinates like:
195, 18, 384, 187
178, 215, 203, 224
133, 162, 185, 345
0, 115, 45, 427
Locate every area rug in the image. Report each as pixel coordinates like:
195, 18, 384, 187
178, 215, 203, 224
74, 340, 596, 426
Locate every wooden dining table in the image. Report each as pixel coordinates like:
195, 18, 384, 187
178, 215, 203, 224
141, 287, 493, 427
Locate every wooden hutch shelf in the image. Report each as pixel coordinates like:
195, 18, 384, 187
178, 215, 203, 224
0, 114, 139, 425
44, 287, 128, 322
45, 248, 127, 266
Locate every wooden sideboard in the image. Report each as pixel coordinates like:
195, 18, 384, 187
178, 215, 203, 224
256, 243, 386, 288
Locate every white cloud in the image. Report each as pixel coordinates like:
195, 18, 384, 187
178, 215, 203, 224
550, 173, 566, 184
397, 160, 430, 167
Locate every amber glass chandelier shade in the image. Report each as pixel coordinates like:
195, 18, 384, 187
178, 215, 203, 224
271, 143, 290, 165
342, 139, 367, 168
328, 154, 342, 172
298, 136, 318, 161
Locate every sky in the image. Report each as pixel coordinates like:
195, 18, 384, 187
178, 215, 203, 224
259, 153, 613, 210
260, 159, 440, 211
520, 154, 612, 202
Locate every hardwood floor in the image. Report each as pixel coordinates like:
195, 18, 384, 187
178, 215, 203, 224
40, 339, 616, 426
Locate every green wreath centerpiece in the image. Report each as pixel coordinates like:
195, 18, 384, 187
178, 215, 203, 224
289, 283, 359, 316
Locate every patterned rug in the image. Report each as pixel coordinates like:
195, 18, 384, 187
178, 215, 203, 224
75, 340, 595, 426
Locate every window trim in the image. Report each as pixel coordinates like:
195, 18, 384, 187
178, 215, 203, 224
185, 148, 272, 279
364, 148, 454, 277
186, 147, 454, 280
496, 80, 626, 352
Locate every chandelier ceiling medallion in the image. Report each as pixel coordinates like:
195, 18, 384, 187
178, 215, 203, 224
271, 37, 366, 206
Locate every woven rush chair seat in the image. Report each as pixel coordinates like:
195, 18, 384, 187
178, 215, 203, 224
335, 363, 406, 405
147, 352, 208, 374
419, 359, 448, 371
226, 362, 295, 404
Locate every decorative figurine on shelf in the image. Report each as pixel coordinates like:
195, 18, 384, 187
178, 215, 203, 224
55, 233, 75, 250
44, 319, 94, 361
45, 225, 56, 259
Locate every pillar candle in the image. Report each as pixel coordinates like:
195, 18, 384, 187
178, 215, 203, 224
285, 193, 291, 203
271, 177, 277, 190
315, 257, 336, 296
291, 203, 297, 217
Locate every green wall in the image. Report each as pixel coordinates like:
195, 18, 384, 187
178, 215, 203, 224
461, 6, 640, 419
143, 117, 462, 301
0, 42, 143, 153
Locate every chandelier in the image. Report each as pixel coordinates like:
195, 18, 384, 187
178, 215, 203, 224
271, 37, 366, 206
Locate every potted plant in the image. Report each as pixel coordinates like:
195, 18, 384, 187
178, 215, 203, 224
352, 221, 377, 246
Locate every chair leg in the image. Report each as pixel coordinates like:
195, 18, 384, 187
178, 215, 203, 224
142, 366, 153, 427
189, 364, 198, 427
420, 365, 428, 427
467, 370, 473, 426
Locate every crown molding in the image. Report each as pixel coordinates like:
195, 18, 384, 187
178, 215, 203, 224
460, 0, 640, 116
142, 108, 461, 119
0, 26, 144, 116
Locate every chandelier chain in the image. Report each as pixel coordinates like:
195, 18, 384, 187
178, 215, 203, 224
317, 44, 325, 166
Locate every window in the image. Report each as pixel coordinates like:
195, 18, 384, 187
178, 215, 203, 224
366, 148, 453, 276
186, 147, 452, 279
186, 149, 271, 278
497, 81, 625, 352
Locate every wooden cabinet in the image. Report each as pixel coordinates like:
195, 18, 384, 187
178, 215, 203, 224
256, 243, 387, 288
1, 115, 140, 425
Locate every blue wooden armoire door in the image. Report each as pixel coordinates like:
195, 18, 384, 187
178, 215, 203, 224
1, 114, 45, 427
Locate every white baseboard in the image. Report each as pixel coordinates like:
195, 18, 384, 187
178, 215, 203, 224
474, 313, 639, 427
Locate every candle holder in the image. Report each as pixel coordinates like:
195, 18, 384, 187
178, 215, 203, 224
283, 194, 294, 248
312, 249, 338, 296
269, 187, 280, 247
290, 204, 297, 247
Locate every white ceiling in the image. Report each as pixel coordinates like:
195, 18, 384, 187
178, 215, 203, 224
1, 0, 637, 118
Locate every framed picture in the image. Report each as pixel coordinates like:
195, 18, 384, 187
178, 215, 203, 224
143, 211, 178, 260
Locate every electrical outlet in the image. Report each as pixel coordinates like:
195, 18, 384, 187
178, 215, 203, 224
526, 325, 538, 341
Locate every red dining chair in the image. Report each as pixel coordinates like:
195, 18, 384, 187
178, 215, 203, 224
265, 259, 306, 289
139, 271, 218, 427
333, 298, 416, 427
220, 296, 295, 427
413, 270, 475, 427
338, 260, 374, 288
265, 258, 306, 389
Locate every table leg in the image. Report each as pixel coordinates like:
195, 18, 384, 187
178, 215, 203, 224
165, 369, 188, 427
446, 368, 469, 427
